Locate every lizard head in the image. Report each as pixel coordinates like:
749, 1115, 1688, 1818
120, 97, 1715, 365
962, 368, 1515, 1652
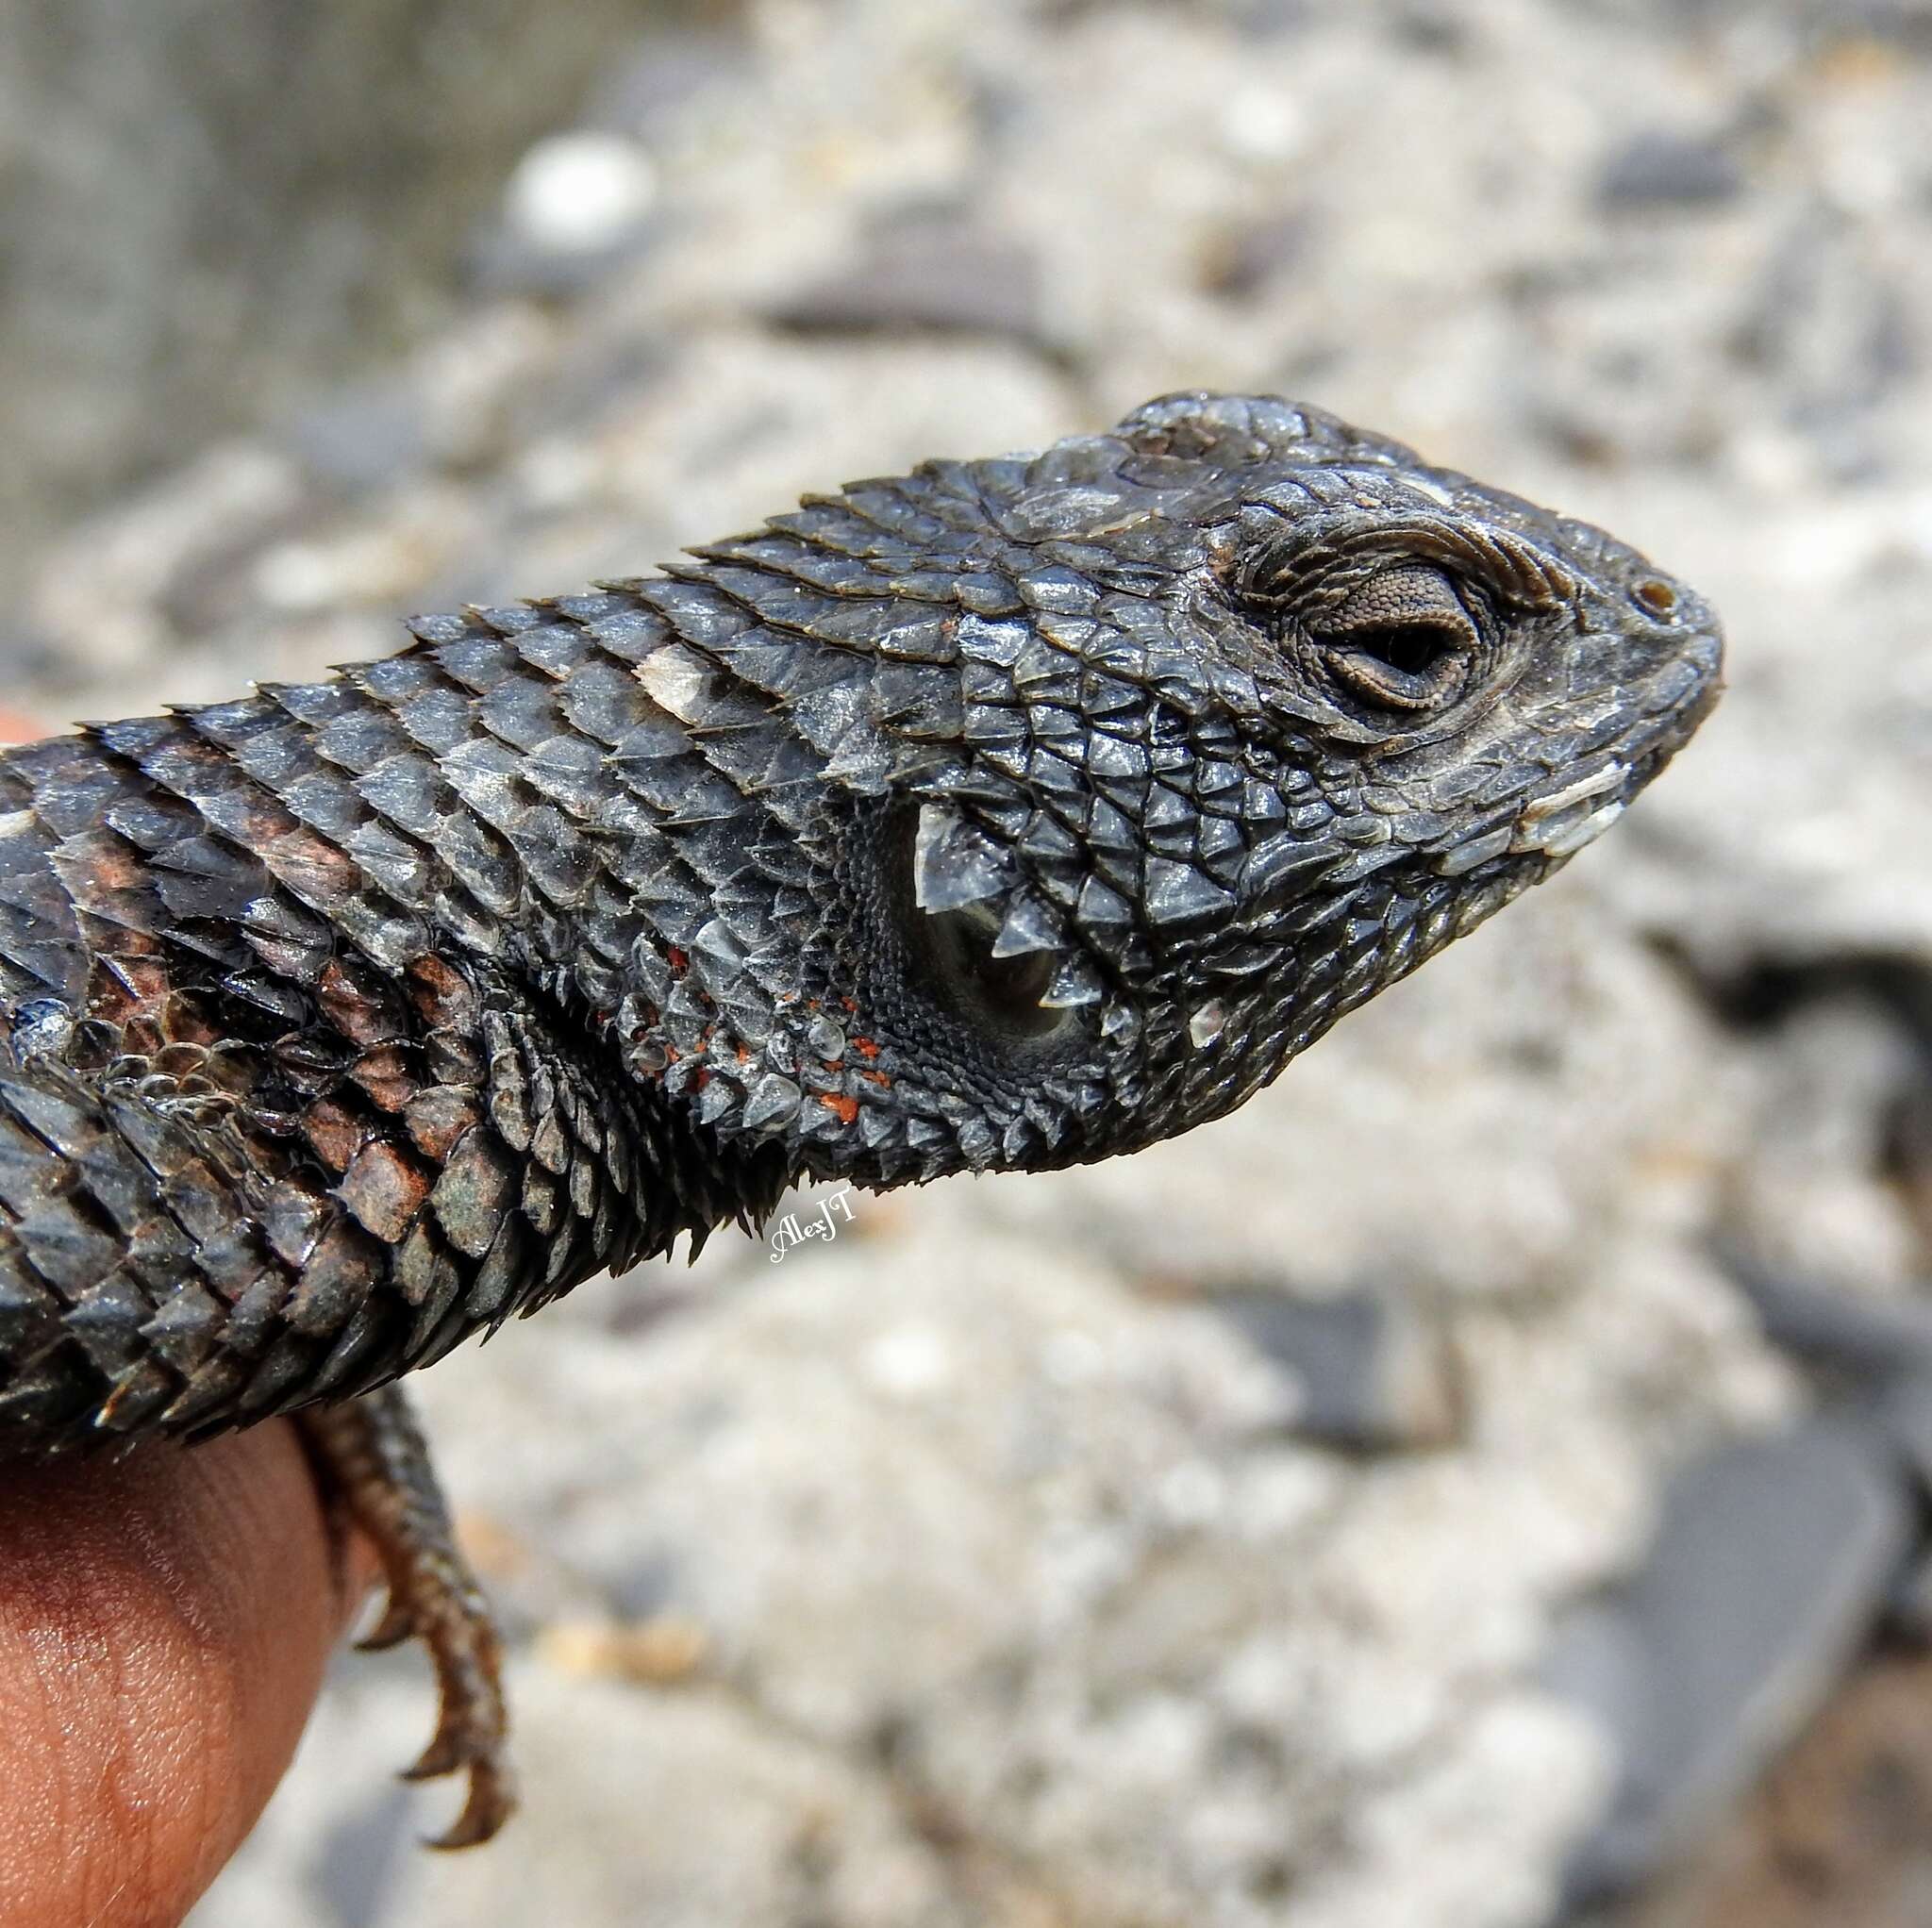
663, 391, 1722, 1189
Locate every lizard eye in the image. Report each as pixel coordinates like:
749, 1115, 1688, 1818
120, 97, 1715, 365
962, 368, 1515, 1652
921, 900, 1071, 1040
1310, 563, 1480, 713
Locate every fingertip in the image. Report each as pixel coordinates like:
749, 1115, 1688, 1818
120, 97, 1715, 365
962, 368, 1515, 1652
0, 1422, 346, 1924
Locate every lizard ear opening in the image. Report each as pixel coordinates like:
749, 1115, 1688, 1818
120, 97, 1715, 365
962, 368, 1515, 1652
902, 806, 1079, 1046
919, 898, 1069, 1039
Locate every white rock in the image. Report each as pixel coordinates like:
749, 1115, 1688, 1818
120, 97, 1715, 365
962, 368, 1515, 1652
503, 132, 658, 254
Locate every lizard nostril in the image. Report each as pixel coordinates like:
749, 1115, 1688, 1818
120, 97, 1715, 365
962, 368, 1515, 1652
1635, 578, 1678, 616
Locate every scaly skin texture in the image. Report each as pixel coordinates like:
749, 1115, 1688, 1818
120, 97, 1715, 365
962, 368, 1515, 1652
0, 392, 1723, 1839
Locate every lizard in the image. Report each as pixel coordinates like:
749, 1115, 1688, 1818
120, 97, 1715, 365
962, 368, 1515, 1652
0, 391, 1723, 1845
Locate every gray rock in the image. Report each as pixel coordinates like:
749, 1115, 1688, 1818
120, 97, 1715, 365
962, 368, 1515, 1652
1209, 1286, 1465, 1451
1731, 1257, 1932, 1382
1875, 1371, 1932, 1500
307, 1783, 413, 1928
1595, 134, 1745, 209
584, 27, 754, 139
765, 218, 1043, 345
1549, 1419, 1913, 1905
288, 382, 430, 494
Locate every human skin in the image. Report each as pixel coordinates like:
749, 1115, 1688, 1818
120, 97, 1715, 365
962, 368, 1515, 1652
0, 709, 377, 1928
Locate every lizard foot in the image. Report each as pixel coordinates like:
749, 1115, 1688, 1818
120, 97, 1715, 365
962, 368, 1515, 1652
297, 1385, 516, 1848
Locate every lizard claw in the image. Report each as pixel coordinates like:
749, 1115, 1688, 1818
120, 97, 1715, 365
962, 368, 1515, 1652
356, 1590, 418, 1653
300, 1386, 519, 1847
424, 1758, 519, 1852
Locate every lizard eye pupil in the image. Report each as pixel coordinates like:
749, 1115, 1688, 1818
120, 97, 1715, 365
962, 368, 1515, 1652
1344, 622, 1460, 679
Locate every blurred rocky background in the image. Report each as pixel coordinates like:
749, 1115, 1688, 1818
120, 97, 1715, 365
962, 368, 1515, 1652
0, 0, 725, 616
6, 0, 1932, 1922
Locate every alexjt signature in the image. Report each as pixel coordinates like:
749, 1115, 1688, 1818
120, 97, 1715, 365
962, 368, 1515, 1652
768, 1188, 858, 1262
